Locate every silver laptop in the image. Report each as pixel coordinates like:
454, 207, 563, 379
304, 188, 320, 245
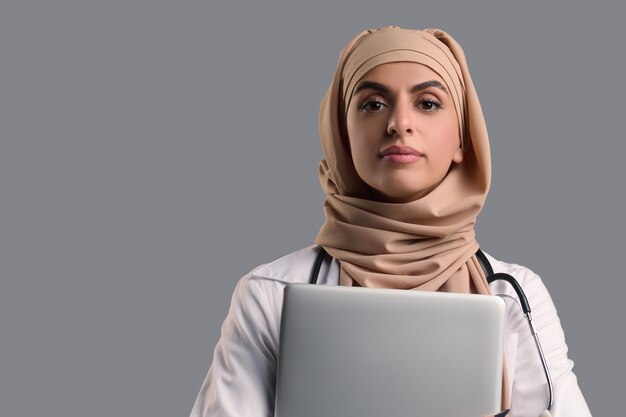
274, 284, 505, 417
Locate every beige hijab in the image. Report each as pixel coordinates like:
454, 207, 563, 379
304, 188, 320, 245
314, 26, 509, 409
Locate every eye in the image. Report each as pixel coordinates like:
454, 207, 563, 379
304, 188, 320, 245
359, 98, 388, 113
418, 97, 443, 112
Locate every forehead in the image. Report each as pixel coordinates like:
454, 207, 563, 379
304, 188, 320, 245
354, 62, 446, 91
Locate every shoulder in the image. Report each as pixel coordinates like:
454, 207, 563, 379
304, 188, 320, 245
228, 243, 317, 300
248, 244, 322, 284
483, 251, 557, 315
229, 245, 326, 311
483, 251, 542, 284
221, 246, 323, 348
483, 251, 559, 329
230, 245, 338, 320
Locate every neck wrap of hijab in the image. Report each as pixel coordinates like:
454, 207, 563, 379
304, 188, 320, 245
314, 26, 509, 409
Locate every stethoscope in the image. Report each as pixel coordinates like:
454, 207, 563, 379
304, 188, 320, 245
309, 247, 554, 414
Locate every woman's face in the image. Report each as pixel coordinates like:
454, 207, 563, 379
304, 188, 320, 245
346, 62, 463, 203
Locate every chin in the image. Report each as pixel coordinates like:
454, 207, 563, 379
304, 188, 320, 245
374, 187, 427, 203
369, 177, 439, 203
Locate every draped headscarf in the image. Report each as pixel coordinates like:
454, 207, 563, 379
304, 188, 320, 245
316, 26, 490, 293
314, 26, 509, 409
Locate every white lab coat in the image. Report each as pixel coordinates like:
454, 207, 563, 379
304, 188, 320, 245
190, 245, 592, 417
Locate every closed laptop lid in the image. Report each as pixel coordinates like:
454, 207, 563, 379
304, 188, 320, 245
275, 283, 505, 417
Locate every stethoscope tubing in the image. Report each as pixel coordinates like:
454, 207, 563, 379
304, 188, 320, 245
485, 271, 554, 411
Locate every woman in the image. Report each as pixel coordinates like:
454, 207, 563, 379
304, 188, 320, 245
190, 26, 592, 417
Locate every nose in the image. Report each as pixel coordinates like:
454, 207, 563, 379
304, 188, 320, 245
387, 101, 415, 137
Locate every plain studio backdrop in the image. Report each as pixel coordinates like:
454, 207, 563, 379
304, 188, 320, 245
0, 1, 623, 416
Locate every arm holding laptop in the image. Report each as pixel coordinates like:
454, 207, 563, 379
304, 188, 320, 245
189, 273, 282, 417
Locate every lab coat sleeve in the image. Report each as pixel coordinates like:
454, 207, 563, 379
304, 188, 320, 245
189, 274, 281, 417
508, 268, 592, 417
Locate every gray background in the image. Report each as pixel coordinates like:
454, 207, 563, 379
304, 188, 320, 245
0, 1, 622, 416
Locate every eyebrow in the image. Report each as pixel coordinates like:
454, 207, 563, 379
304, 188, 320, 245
353, 80, 448, 96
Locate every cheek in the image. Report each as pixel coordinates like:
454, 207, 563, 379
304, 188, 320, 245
435, 118, 461, 152
347, 134, 369, 171
347, 118, 376, 159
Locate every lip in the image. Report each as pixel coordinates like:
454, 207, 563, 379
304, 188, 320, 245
379, 145, 424, 164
